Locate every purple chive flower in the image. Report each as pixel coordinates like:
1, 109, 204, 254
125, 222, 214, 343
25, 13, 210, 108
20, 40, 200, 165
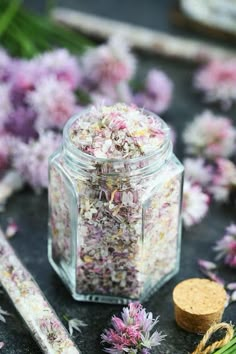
4, 107, 37, 142
13, 131, 61, 191
11, 59, 41, 94
101, 302, 165, 353
27, 75, 77, 132
37, 49, 82, 90
214, 224, 236, 268
134, 69, 173, 114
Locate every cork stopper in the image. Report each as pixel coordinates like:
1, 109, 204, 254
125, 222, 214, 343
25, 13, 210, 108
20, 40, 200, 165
173, 278, 227, 334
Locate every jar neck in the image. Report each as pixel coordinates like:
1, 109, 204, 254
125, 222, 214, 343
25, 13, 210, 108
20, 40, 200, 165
62, 112, 173, 178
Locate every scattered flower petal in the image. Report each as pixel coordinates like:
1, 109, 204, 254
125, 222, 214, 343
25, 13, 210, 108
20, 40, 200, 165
5, 220, 18, 238
227, 283, 236, 290
68, 318, 87, 336
198, 259, 217, 271
199, 269, 225, 286
230, 290, 236, 303
0, 306, 10, 323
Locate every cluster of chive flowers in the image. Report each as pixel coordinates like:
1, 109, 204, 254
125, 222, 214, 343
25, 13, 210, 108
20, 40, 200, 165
182, 110, 236, 227
0, 36, 173, 205
0, 35, 235, 231
101, 302, 165, 354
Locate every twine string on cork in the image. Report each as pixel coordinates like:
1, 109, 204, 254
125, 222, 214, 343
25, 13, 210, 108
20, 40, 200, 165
192, 322, 234, 354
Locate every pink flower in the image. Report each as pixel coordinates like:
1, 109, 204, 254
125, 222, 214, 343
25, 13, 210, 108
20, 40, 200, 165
209, 158, 236, 202
82, 35, 136, 87
27, 76, 77, 131
134, 69, 173, 114
13, 131, 61, 191
101, 303, 165, 353
183, 110, 236, 158
194, 59, 236, 109
214, 224, 236, 268
182, 179, 210, 227
0, 342, 4, 349
37, 49, 81, 89
227, 283, 236, 290
184, 158, 212, 187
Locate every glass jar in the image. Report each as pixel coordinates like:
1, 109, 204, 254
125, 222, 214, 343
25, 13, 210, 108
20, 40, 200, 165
48, 106, 184, 304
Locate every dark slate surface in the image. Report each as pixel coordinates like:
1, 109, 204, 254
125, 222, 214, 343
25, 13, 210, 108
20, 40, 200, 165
0, 1, 236, 353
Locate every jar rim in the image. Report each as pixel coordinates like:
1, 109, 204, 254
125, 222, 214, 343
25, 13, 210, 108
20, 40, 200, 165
63, 107, 172, 165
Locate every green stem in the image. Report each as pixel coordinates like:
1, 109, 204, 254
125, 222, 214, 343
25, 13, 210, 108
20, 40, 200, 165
214, 336, 236, 354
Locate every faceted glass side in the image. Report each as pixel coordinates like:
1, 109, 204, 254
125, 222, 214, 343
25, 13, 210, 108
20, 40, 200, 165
48, 152, 184, 304
139, 157, 183, 300
48, 152, 77, 292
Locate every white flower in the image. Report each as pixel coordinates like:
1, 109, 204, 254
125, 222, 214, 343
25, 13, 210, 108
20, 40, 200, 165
182, 179, 209, 227
68, 318, 87, 336
184, 158, 212, 187
183, 110, 236, 158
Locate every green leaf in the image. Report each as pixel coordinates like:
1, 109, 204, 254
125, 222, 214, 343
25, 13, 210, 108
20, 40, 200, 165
0, 0, 21, 36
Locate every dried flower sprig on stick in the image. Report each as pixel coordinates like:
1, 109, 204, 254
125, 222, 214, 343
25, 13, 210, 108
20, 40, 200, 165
0, 229, 81, 354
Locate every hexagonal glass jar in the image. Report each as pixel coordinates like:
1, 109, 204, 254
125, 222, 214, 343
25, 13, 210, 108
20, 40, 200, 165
48, 109, 184, 304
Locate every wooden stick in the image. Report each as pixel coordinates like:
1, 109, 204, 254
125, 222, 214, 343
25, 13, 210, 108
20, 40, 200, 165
51, 7, 236, 62
0, 229, 81, 354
